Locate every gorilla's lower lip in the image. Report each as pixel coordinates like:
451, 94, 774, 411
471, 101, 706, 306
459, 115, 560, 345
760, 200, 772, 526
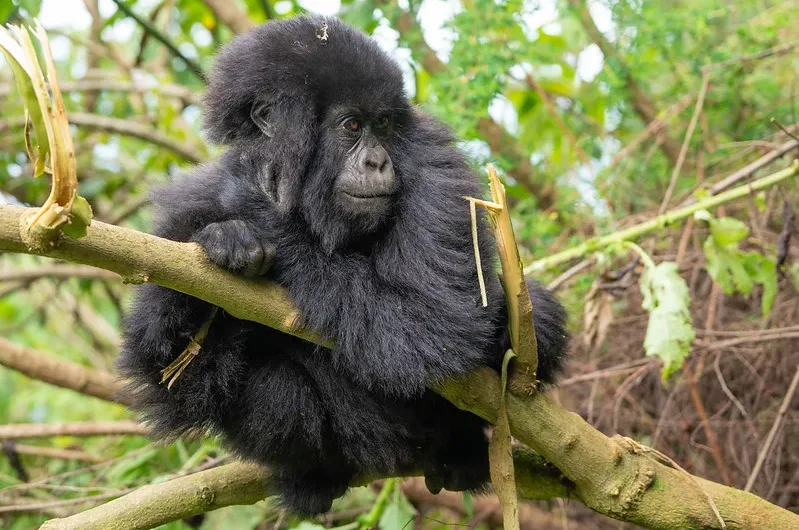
342, 192, 393, 200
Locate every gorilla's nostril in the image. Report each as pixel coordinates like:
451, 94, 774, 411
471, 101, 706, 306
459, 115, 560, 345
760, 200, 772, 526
363, 152, 388, 172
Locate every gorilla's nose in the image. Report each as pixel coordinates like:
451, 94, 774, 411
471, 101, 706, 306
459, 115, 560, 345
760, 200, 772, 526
360, 145, 392, 177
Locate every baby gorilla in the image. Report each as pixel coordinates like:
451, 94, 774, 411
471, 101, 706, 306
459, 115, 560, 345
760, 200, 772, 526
119, 15, 568, 515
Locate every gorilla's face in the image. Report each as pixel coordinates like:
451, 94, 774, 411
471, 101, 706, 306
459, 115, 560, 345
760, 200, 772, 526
294, 102, 409, 251
326, 105, 399, 223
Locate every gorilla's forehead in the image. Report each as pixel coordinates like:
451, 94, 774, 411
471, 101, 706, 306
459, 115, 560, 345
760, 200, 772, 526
268, 16, 407, 108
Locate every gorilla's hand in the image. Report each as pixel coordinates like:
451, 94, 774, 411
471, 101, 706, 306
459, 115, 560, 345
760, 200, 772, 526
194, 220, 276, 277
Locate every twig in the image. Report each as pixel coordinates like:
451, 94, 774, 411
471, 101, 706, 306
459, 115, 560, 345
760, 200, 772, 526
696, 325, 799, 337
0, 422, 146, 440
0, 488, 135, 514
0, 446, 156, 495
466, 198, 488, 307
356, 478, 397, 529
68, 112, 205, 163
683, 291, 733, 486
698, 139, 799, 199
696, 331, 799, 353
109, 0, 205, 80
0, 113, 205, 163
0, 80, 198, 103
702, 39, 799, 72
658, 71, 710, 214
559, 358, 653, 386
160, 306, 219, 388
0, 264, 120, 283
11, 444, 105, 463
547, 258, 594, 291
108, 194, 151, 225
713, 354, 749, 420
744, 364, 799, 492
606, 94, 692, 172
525, 74, 591, 169
400, 477, 567, 530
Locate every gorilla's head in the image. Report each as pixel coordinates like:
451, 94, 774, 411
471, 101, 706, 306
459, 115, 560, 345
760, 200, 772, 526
203, 16, 414, 252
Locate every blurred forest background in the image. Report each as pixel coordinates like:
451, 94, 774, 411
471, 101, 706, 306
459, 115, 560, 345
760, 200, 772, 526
1, 0, 798, 529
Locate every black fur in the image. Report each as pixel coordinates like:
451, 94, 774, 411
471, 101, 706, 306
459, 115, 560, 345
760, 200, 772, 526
118, 15, 568, 516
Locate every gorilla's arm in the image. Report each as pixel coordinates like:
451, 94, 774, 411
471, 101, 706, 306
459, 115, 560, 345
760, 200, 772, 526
153, 158, 275, 276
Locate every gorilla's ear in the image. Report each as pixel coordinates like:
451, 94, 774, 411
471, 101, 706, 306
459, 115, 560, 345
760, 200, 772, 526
250, 99, 275, 138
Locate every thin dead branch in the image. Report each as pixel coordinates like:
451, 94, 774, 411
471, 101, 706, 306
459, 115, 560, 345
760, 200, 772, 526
0, 422, 146, 440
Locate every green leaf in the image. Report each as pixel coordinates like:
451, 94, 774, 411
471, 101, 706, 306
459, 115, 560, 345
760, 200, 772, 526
743, 252, 778, 317
379, 494, 416, 530
0, 2, 15, 23
704, 232, 753, 295
791, 263, 799, 293
201, 505, 264, 530
462, 491, 474, 520
700, 212, 776, 316
18, 0, 43, 17
61, 195, 93, 239
106, 449, 158, 483
709, 216, 749, 246
754, 191, 767, 212
640, 262, 695, 379
0, 26, 50, 174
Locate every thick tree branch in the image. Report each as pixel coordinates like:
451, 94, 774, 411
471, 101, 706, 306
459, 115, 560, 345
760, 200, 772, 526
0, 205, 796, 529
0, 337, 126, 404
39, 450, 567, 530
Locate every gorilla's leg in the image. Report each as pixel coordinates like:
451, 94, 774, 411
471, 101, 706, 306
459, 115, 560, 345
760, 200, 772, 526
219, 348, 356, 516
271, 468, 352, 516
420, 398, 490, 494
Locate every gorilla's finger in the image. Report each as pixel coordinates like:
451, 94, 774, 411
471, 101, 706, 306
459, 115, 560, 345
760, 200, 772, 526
242, 244, 265, 277
258, 243, 277, 276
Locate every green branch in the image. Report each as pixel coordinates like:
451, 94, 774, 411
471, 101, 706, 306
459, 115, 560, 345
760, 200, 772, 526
524, 161, 799, 274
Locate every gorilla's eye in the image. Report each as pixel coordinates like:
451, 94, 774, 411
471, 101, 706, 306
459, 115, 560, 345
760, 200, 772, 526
376, 116, 390, 129
343, 118, 361, 133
